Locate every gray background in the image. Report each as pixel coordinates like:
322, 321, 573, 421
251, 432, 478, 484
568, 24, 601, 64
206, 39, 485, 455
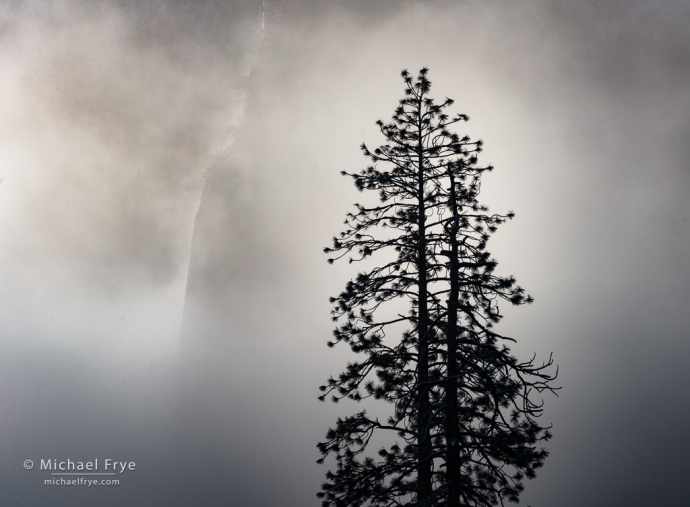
1, 1, 689, 505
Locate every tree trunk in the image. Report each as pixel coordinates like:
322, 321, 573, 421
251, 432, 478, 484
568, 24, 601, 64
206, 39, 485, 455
445, 171, 461, 507
416, 100, 432, 503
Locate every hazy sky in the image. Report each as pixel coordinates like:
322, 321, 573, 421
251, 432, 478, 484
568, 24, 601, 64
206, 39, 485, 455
1, 1, 690, 506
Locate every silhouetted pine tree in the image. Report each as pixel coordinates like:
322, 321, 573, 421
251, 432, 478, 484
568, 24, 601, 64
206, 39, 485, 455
318, 68, 557, 507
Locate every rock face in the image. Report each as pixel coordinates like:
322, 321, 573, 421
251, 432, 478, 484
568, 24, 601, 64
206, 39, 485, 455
171, 3, 413, 504
174, 155, 263, 506
172, 10, 298, 506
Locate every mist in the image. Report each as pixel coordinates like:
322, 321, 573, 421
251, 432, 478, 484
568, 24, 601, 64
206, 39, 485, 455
1, 1, 690, 506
